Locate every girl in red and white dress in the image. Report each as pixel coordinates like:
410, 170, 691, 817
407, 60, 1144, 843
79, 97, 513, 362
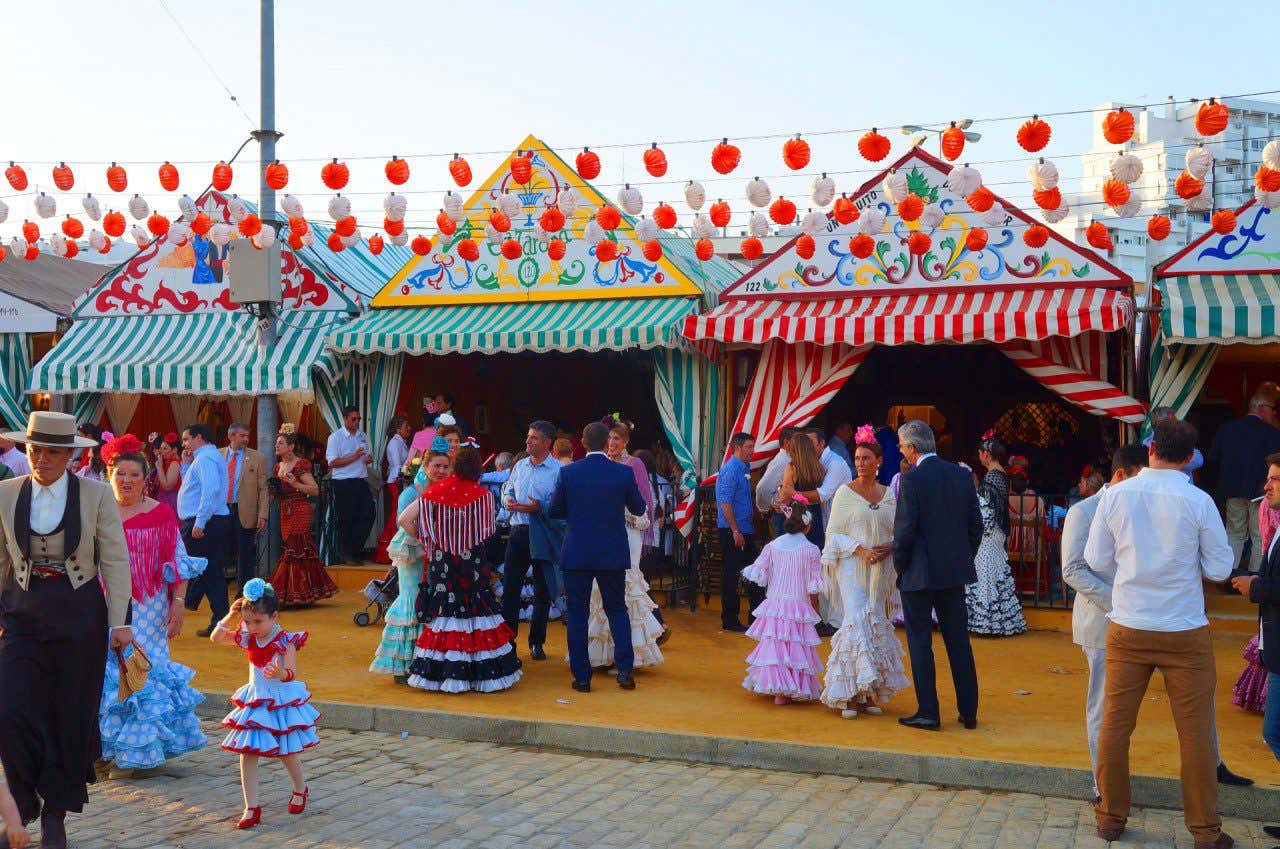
210, 579, 318, 830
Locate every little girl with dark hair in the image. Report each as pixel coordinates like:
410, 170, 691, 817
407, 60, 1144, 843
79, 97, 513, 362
741, 496, 824, 704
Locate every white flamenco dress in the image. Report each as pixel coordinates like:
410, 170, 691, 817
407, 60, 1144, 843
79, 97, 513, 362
584, 510, 665, 669
819, 485, 910, 711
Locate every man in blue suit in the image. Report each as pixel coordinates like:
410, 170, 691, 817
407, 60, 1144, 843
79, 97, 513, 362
548, 421, 647, 692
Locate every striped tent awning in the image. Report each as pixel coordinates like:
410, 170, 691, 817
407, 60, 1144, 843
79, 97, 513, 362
1158, 273, 1280, 345
683, 287, 1131, 346
29, 310, 350, 395
326, 296, 700, 355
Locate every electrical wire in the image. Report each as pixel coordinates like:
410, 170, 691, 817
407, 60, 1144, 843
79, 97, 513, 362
155, 0, 256, 130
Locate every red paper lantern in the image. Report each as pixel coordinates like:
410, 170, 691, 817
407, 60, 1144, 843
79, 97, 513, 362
106, 162, 128, 193
832, 195, 859, 225
1086, 221, 1113, 250
385, 156, 410, 186
848, 233, 875, 258
965, 228, 989, 252
795, 234, 815, 260
857, 129, 891, 162
288, 217, 308, 237
1023, 224, 1049, 248
500, 238, 522, 260
146, 213, 170, 237
907, 231, 931, 256
64, 241, 78, 259
265, 161, 289, 190
547, 238, 567, 261
1101, 179, 1131, 209
449, 155, 472, 187
595, 240, 618, 262
709, 200, 731, 228
1174, 171, 1205, 200
595, 206, 621, 231
368, 233, 384, 255
1195, 99, 1229, 137
653, 203, 677, 229
643, 144, 668, 178
782, 135, 811, 170
335, 216, 358, 238
21, 221, 39, 243
97, 236, 111, 254
52, 162, 75, 191
642, 240, 662, 261
412, 235, 434, 256
158, 161, 180, 191
740, 237, 763, 260
896, 194, 924, 222
539, 207, 565, 233
1032, 187, 1062, 211
212, 161, 233, 191
940, 124, 965, 161
576, 148, 601, 180
1211, 210, 1237, 235
1256, 166, 1280, 192
710, 139, 741, 175
0, 245, 6, 263
695, 239, 714, 261
1016, 116, 1052, 152
238, 214, 262, 237
457, 239, 480, 262
966, 186, 995, 213
327, 232, 345, 252
5, 163, 27, 191
510, 152, 533, 186
23, 244, 38, 261
61, 217, 84, 239
189, 212, 210, 237
769, 197, 797, 226
424, 213, 449, 237
384, 217, 405, 237
1147, 215, 1171, 241
489, 210, 512, 233
321, 158, 350, 191
1101, 109, 1135, 145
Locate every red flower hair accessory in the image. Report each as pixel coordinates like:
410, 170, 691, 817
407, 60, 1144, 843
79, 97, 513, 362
981, 428, 997, 441
163, 431, 179, 444
101, 433, 146, 468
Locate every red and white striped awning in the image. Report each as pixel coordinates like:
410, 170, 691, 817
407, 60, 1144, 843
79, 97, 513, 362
683, 287, 1132, 346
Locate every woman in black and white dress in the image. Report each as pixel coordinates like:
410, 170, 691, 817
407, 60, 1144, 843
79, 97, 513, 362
965, 435, 1027, 636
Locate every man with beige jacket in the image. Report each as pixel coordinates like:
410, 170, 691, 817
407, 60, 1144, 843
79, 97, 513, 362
0, 412, 131, 849
221, 422, 268, 592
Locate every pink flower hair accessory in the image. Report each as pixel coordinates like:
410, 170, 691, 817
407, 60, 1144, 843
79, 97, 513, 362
792, 493, 810, 505
854, 424, 877, 446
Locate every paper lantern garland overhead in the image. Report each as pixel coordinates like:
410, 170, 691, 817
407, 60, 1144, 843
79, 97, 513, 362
810, 174, 835, 207
1101, 108, 1135, 145
106, 163, 128, 193
1211, 210, 1237, 235
684, 181, 706, 211
782, 135, 811, 170
576, 148, 601, 180
709, 200, 731, 228
212, 161, 233, 191
617, 184, 643, 216
1109, 153, 1143, 184
769, 197, 797, 225
265, 161, 289, 190
5, 163, 27, 191
745, 177, 771, 208
857, 129, 891, 162
1147, 215, 1171, 241
1016, 116, 1052, 152
510, 151, 533, 186
385, 156, 410, 186
1185, 145, 1213, 179
448, 155, 472, 187
882, 170, 908, 204
34, 193, 55, 219
795, 233, 815, 260
1027, 159, 1059, 191
711, 139, 741, 174
832, 195, 859, 225
52, 162, 75, 191
940, 123, 966, 161
945, 165, 981, 197
643, 144, 668, 177
321, 158, 350, 190
1195, 98, 1229, 137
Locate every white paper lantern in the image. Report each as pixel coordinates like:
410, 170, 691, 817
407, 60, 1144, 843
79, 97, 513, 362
810, 175, 835, 208
130, 225, 151, 248
383, 192, 407, 222
858, 209, 887, 235
227, 195, 248, 224
168, 220, 191, 244
692, 214, 716, 240
88, 229, 106, 251
443, 191, 464, 221
280, 194, 303, 219
496, 192, 520, 218
34, 193, 55, 219
617, 184, 643, 216
209, 223, 234, 246
555, 188, 579, 218
253, 227, 277, 249
882, 170, 909, 204
1109, 153, 1143, 184
945, 165, 982, 198
683, 181, 706, 211
1256, 187, 1280, 210
979, 207, 1006, 226
327, 195, 350, 222
800, 210, 827, 237
1185, 190, 1212, 213
0, 200, 8, 225
49, 233, 66, 257
82, 193, 102, 221
919, 203, 945, 229
1027, 159, 1059, 192
1042, 201, 1070, 224
745, 177, 771, 208
1185, 145, 1213, 179
748, 212, 769, 238
635, 216, 658, 243
340, 232, 360, 248
1264, 140, 1280, 172
8, 237, 23, 257
485, 222, 503, 245
389, 232, 409, 247
125, 194, 149, 221
1112, 196, 1141, 218
532, 225, 548, 244
583, 220, 606, 246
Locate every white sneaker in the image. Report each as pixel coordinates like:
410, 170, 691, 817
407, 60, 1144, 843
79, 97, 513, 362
840, 709, 858, 719
863, 705, 884, 716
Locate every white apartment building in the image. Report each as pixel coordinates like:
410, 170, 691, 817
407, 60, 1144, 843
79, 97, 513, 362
1052, 96, 1280, 298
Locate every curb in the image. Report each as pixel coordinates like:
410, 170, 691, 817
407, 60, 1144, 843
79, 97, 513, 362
196, 692, 1278, 821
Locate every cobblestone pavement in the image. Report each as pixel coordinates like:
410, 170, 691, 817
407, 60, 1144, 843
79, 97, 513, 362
39, 722, 1276, 848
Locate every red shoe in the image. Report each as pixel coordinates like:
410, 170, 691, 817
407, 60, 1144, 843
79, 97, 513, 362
288, 787, 309, 814
237, 807, 262, 829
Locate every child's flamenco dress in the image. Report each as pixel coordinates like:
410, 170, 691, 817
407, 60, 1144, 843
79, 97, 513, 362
221, 627, 320, 757
370, 469, 429, 677
741, 533, 824, 700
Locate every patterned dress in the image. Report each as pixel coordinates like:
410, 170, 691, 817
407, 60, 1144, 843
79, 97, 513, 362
221, 627, 319, 757
146, 459, 181, 513
269, 459, 339, 607
741, 534, 824, 700
1234, 502, 1278, 712
370, 474, 428, 677
965, 469, 1027, 636
407, 476, 522, 693
98, 503, 208, 769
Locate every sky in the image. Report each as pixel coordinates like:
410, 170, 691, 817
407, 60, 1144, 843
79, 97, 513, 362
4, 0, 1280, 245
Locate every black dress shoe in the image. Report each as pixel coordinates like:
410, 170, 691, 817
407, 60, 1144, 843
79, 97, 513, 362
722, 622, 748, 633
40, 805, 67, 849
898, 713, 941, 730
571, 680, 591, 693
958, 715, 977, 730
1217, 761, 1253, 786
1264, 825, 1280, 840
195, 626, 214, 638
529, 645, 546, 661
617, 673, 636, 690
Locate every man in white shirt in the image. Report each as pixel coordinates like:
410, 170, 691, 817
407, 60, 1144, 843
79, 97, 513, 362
799, 427, 853, 525
1085, 419, 1234, 849
0, 434, 30, 477
326, 405, 374, 564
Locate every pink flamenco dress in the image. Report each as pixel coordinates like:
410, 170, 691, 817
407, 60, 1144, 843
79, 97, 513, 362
220, 627, 320, 757
741, 533, 824, 701
1233, 502, 1277, 713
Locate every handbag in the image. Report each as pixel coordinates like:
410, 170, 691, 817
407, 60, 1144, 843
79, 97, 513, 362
115, 641, 152, 702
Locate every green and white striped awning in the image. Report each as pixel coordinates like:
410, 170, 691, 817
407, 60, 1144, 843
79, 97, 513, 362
326, 296, 701, 355
29, 310, 350, 395
1159, 273, 1280, 345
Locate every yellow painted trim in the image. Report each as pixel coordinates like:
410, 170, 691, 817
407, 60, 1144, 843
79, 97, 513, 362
369, 134, 702, 308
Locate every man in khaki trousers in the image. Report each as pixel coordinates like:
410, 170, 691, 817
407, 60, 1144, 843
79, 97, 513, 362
220, 423, 268, 593
1085, 419, 1235, 849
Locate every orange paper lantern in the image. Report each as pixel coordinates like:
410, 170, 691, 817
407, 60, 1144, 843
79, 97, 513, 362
1016, 117, 1052, 152
65, 241, 78, 259
1147, 215, 1171, 241
238, 214, 262, 237
457, 238, 480, 262
489, 210, 512, 233
1102, 109, 1135, 145
385, 156, 410, 186
97, 235, 112, 254
52, 162, 74, 191
1023, 224, 1049, 248
146, 213, 170, 237
695, 239, 714, 261
106, 162, 128, 193
848, 233, 875, 258
1211, 210, 1237, 235
595, 206, 621, 231
907, 231, 931, 256
965, 228, 989, 252
1174, 171, 1205, 200
653, 203, 677, 229
711, 139, 741, 175
940, 124, 965, 161
1101, 179, 1131, 208
1256, 166, 1280, 193
643, 144, 668, 178
264, 161, 289, 190
740, 237, 763, 260
288, 217, 308, 237
448, 155, 472, 187
642, 240, 662, 261
321, 158, 350, 191
1195, 99, 1229, 137
427, 211, 451, 236
335, 216, 358, 238
61, 217, 84, 239
21, 221, 39, 243
769, 197, 797, 226
595, 240, 618, 262
782, 136, 811, 171
412, 235, 434, 256
5, 163, 27, 191
539, 207, 565, 233
500, 238, 522, 260
896, 194, 924, 222
189, 212, 210, 237
1032, 186, 1062, 211
966, 186, 995, 213
576, 148, 601, 180
158, 161, 180, 191
709, 200, 731, 228
547, 238, 567, 261
384, 217, 405, 237
510, 152, 533, 186
23, 244, 38, 261
212, 161, 233, 191
368, 233, 384, 255
857, 129, 891, 162
327, 232, 345, 252
1086, 221, 1113, 250
832, 195, 859, 225
795, 233, 816, 260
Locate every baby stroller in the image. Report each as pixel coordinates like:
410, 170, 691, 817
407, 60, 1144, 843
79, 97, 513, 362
355, 567, 399, 626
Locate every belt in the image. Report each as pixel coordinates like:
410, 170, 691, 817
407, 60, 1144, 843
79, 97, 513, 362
31, 560, 68, 579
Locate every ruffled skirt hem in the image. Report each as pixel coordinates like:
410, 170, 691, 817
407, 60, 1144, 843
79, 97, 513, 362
743, 666, 820, 700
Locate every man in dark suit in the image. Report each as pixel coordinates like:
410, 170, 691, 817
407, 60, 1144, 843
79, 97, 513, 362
892, 419, 983, 731
548, 422, 647, 692
1207, 384, 1280, 573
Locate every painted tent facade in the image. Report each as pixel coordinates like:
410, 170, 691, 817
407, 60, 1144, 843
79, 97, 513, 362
328, 135, 741, 489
